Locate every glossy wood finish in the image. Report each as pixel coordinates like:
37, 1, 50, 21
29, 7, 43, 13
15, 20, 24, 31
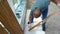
0, 25, 8, 34
0, 0, 23, 34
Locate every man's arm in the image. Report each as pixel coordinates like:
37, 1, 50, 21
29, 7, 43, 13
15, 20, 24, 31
50, 0, 60, 8
50, 0, 58, 4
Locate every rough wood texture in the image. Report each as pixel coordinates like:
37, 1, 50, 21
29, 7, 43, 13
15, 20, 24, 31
0, 0, 24, 34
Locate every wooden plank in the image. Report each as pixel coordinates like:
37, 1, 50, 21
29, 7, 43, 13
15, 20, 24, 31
0, 0, 24, 34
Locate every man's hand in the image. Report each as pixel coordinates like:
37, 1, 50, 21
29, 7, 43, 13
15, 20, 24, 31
50, 0, 58, 4
50, 0, 60, 8
28, 16, 32, 24
57, 2, 60, 8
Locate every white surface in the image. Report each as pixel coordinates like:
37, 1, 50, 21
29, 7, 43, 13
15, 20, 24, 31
46, 2, 60, 34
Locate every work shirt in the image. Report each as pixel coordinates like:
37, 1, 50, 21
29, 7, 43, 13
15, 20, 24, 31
30, 0, 50, 16
30, 15, 45, 34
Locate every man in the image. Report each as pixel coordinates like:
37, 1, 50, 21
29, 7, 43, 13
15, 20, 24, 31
28, 0, 59, 31
32, 8, 45, 34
